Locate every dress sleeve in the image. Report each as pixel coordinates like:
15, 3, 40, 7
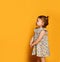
39, 28, 47, 35
41, 28, 47, 32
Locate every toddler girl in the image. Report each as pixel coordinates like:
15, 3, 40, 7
30, 15, 50, 62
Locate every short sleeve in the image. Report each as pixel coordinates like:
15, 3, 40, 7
41, 28, 47, 32
39, 28, 48, 35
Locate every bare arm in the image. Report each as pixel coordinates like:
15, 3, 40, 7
32, 30, 45, 46
30, 31, 35, 44
30, 36, 34, 44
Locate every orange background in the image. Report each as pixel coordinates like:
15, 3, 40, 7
0, 0, 60, 62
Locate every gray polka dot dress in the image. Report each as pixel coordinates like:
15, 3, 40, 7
32, 27, 50, 57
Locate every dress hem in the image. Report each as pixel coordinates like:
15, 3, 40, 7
32, 54, 50, 57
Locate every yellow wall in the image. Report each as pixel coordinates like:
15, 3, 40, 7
0, 0, 60, 62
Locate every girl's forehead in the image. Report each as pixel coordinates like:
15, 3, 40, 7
37, 18, 42, 21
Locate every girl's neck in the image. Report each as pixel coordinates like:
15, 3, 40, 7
38, 26, 43, 28
35, 26, 43, 29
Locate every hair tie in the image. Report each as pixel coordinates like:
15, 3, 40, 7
46, 16, 49, 18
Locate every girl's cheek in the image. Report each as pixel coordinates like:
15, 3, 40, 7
36, 21, 41, 26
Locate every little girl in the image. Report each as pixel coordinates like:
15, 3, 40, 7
30, 15, 50, 62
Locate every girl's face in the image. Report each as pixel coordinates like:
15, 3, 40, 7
36, 18, 44, 27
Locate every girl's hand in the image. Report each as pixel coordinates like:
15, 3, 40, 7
30, 42, 32, 48
30, 42, 32, 46
30, 43, 32, 48
30, 43, 34, 48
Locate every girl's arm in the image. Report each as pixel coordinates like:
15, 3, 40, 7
30, 30, 35, 45
30, 36, 34, 45
32, 30, 45, 46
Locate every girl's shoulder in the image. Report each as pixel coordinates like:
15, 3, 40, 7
34, 27, 48, 32
43, 28, 47, 31
40, 27, 48, 33
42, 28, 48, 35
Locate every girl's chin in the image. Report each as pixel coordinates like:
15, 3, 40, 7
36, 25, 40, 28
36, 24, 41, 27
36, 24, 40, 26
36, 24, 38, 26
